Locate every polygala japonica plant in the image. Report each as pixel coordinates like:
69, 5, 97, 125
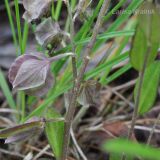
1, 0, 160, 160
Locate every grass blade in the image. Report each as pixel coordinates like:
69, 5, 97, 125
0, 69, 16, 109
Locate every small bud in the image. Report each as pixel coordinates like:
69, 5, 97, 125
23, 0, 52, 23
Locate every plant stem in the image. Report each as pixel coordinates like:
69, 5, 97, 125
61, 0, 111, 159
4, 0, 18, 55
20, 91, 25, 122
14, 0, 22, 54
147, 113, 160, 145
121, 46, 152, 160
49, 52, 74, 62
62, 56, 90, 160
65, 0, 77, 80
84, 0, 111, 56
73, 0, 86, 21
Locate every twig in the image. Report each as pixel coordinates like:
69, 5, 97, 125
113, 79, 137, 91
0, 148, 24, 158
134, 125, 160, 134
73, 105, 89, 129
25, 144, 54, 157
147, 113, 160, 145
73, 0, 86, 21
61, 0, 111, 159
33, 145, 50, 160
106, 86, 134, 108
71, 128, 88, 160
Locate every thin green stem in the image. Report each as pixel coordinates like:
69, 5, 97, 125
14, 0, 22, 54
55, 0, 62, 21
21, 92, 25, 122
14, 0, 28, 122
103, 0, 126, 21
4, 0, 18, 55
49, 52, 74, 62
22, 21, 29, 54
51, 0, 55, 19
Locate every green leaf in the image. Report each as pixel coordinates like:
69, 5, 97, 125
110, 154, 133, 160
103, 138, 160, 160
130, 1, 160, 71
45, 108, 64, 159
0, 69, 16, 109
134, 62, 160, 115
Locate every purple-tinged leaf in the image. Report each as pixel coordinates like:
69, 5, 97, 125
35, 18, 63, 48
0, 118, 44, 138
8, 53, 53, 97
13, 59, 50, 90
9, 52, 73, 97
5, 127, 43, 144
25, 70, 54, 97
8, 54, 41, 84
78, 80, 101, 106
23, 0, 52, 23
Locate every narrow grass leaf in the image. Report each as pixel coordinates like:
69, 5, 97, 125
55, 0, 63, 21
0, 69, 16, 109
4, 0, 18, 54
